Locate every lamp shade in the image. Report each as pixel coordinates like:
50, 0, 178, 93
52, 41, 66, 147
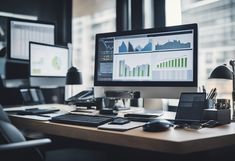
209, 65, 232, 80
66, 67, 83, 85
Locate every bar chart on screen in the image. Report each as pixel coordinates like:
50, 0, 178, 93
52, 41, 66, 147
112, 53, 152, 81
151, 51, 193, 81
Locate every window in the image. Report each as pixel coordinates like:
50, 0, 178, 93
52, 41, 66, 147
206, 52, 213, 63
166, 0, 234, 99
72, 0, 116, 94
165, 0, 181, 26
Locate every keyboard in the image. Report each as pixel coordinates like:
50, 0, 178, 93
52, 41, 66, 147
50, 114, 114, 127
11, 108, 60, 115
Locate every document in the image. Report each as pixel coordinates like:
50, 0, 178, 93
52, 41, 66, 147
98, 121, 145, 131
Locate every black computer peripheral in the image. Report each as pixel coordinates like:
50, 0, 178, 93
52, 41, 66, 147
124, 114, 158, 122
50, 114, 114, 127
143, 119, 173, 132
109, 118, 130, 125
202, 120, 219, 128
9, 108, 60, 115
99, 108, 118, 115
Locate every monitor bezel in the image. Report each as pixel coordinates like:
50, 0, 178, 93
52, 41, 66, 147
94, 23, 198, 87
0, 16, 8, 57
29, 41, 69, 78
7, 18, 56, 61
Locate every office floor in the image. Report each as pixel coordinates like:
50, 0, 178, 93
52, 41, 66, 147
46, 149, 108, 161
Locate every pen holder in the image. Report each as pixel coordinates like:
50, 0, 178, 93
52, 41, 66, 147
206, 99, 216, 109
215, 99, 231, 110
203, 109, 231, 125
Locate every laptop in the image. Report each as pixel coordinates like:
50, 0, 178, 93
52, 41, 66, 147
170, 92, 207, 125
124, 109, 163, 122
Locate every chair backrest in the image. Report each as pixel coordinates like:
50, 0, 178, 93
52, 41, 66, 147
0, 105, 11, 123
0, 75, 4, 88
0, 105, 26, 143
0, 105, 44, 161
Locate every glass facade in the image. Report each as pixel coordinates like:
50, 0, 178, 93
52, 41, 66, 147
181, 0, 234, 97
167, 0, 234, 99
72, 0, 116, 94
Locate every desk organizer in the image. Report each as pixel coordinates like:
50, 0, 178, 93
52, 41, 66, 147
203, 109, 231, 125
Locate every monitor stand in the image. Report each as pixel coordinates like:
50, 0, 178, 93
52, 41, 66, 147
104, 90, 137, 111
103, 97, 130, 111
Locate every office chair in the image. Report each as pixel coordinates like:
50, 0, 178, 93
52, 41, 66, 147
0, 105, 108, 161
0, 105, 51, 161
0, 75, 4, 88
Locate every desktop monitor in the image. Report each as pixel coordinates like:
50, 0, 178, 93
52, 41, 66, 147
8, 18, 55, 60
94, 24, 198, 98
29, 42, 69, 87
0, 16, 7, 57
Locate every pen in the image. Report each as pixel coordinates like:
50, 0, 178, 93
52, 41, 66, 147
212, 92, 217, 99
207, 88, 213, 99
36, 114, 51, 117
198, 87, 201, 92
202, 85, 206, 93
209, 88, 216, 99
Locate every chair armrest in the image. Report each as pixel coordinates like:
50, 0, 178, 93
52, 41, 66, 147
0, 138, 51, 151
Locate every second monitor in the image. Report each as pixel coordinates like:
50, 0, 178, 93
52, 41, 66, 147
29, 42, 69, 87
9, 18, 55, 60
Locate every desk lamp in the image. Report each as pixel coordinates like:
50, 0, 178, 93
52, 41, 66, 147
209, 60, 234, 119
66, 66, 83, 96
66, 66, 82, 85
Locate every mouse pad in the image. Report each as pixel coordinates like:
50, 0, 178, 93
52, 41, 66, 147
175, 93, 206, 123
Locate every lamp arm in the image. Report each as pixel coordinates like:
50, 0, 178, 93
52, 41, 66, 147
229, 60, 235, 120
230, 60, 235, 91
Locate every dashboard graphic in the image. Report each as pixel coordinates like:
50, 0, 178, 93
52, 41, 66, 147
52, 56, 62, 70
152, 51, 192, 81
118, 41, 152, 53
112, 54, 151, 80
155, 40, 191, 50
154, 33, 193, 51
156, 56, 188, 69
119, 60, 150, 77
115, 37, 152, 53
30, 44, 68, 77
97, 30, 194, 82
98, 38, 114, 54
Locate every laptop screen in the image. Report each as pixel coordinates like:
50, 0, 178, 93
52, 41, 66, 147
175, 93, 206, 123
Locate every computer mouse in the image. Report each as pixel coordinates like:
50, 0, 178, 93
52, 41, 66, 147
143, 119, 173, 132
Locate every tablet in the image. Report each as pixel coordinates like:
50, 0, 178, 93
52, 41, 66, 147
175, 93, 206, 123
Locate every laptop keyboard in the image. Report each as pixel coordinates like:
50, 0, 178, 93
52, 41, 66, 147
50, 113, 113, 127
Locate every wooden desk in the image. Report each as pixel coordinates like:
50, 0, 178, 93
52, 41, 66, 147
8, 104, 235, 154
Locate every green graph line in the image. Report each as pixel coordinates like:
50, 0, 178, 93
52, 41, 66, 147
156, 56, 188, 69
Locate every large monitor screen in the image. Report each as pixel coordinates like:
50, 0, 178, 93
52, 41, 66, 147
9, 19, 55, 60
30, 42, 68, 77
94, 24, 197, 87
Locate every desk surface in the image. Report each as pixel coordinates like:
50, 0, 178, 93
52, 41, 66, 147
8, 104, 235, 154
